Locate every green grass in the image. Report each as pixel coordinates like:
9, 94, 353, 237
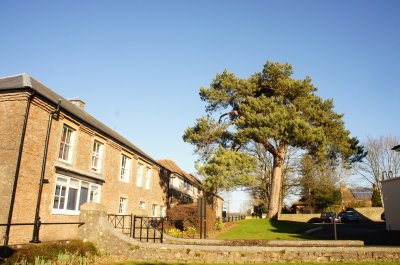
115, 261, 399, 265
215, 218, 316, 240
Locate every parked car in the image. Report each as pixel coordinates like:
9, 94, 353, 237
338, 211, 360, 223
320, 212, 340, 223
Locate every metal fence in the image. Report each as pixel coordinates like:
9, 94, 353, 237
107, 214, 165, 243
0, 221, 84, 245
221, 215, 246, 223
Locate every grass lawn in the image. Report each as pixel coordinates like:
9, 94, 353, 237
215, 218, 316, 240
114, 261, 399, 265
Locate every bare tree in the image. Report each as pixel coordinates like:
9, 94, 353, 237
355, 135, 400, 205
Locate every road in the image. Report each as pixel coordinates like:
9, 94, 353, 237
309, 222, 400, 246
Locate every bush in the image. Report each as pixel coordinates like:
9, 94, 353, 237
165, 228, 183, 238
185, 226, 197, 238
0, 240, 98, 265
213, 221, 225, 231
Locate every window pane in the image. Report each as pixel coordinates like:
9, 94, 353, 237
78, 182, 90, 208
53, 185, 60, 209
67, 187, 78, 210
119, 197, 126, 214
90, 185, 99, 202
137, 163, 143, 187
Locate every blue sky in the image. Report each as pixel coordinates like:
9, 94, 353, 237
1, 1, 399, 211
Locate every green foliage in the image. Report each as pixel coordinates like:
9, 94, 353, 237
185, 226, 198, 238
166, 228, 184, 238
184, 60, 361, 216
199, 148, 257, 192
213, 220, 225, 231
0, 240, 98, 265
372, 188, 383, 207
299, 154, 342, 212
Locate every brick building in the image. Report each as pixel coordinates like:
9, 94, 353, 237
157, 159, 202, 206
0, 74, 168, 245
158, 159, 223, 220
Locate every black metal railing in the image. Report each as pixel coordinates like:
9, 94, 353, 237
133, 216, 164, 243
221, 215, 246, 223
107, 214, 133, 236
107, 214, 165, 243
0, 221, 84, 245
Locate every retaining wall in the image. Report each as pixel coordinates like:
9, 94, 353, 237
279, 213, 320, 222
78, 203, 400, 263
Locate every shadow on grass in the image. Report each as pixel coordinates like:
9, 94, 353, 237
268, 219, 318, 239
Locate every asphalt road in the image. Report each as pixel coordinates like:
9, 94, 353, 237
309, 222, 400, 246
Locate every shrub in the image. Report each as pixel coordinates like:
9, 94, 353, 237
185, 226, 197, 238
165, 228, 183, 238
0, 240, 98, 265
213, 221, 225, 231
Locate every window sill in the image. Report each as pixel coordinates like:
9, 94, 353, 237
58, 159, 72, 165
51, 210, 80, 216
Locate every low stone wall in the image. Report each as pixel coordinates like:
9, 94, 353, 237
354, 207, 384, 222
78, 203, 400, 263
279, 213, 321, 223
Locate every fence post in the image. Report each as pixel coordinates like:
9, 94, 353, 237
130, 214, 133, 238
161, 217, 164, 243
153, 218, 156, 243
140, 217, 143, 241
146, 219, 150, 242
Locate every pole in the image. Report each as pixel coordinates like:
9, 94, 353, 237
333, 212, 337, 240
199, 197, 203, 239
203, 197, 207, 239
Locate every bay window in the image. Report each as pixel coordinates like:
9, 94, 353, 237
52, 175, 101, 215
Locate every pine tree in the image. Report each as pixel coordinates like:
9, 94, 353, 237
184, 61, 361, 219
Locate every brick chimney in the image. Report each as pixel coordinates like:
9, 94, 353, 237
69, 98, 86, 110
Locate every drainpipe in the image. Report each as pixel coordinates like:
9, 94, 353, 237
4, 90, 36, 246
30, 99, 61, 243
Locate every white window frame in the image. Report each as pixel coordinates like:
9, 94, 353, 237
139, 201, 146, 210
160, 205, 166, 217
58, 125, 75, 163
151, 204, 158, 217
136, 162, 143, 187
52, 175, 101, 215
145, 167, 151, 190
91, 140, 103, 172
120, 154, 131, 182
119, 197, 127, 214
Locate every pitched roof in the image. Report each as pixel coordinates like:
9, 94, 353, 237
350, 188, 373, 198
157, 159, 202, 187
0, 73, 160, 167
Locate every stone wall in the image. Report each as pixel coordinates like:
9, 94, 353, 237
279, 214, 321, 222
353, 207, 384, 222
79, 203, 400, 263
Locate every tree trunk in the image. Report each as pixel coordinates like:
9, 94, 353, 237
267, 147, 285, 219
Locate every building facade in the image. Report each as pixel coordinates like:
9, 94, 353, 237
0, 74, 168, 245
381, 176, 400, 231
157, 160, 202, 206
158, 159, 223, 220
